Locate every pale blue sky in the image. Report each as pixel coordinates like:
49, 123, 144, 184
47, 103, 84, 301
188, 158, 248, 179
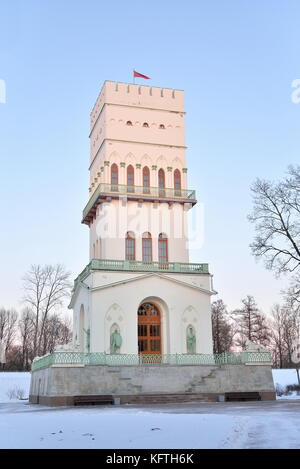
0, 0, 299, 313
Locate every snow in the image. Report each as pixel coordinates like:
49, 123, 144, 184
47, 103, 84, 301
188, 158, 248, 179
0, 372, 31, 403
0, 401, 300, 449
272, 369, 299, 388
0, 369, 299, 448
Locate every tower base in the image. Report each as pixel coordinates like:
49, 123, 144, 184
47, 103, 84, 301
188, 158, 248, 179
29, 362, 276, 406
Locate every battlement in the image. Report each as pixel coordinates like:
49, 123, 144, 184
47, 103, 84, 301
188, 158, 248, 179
91, 81, 184, 129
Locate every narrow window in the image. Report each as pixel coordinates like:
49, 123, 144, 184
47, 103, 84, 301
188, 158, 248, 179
125, 232, 135, 260
126, 120, 133, 126
158, 168, 165, 196
174, 169, 181, 196
111, 163, 118, 191
158, 233, 168, 264
143, 122, 149, 128
142, 232, 152, 262
159, 124, 165, 129
127, 165, 134, 193
143, 166, 150, 194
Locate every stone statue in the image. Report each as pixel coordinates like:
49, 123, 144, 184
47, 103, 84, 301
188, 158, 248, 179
110, 328, 122, 354
245, 339, 267, 353
83, 328, 90, 352
186, 326, 196, 354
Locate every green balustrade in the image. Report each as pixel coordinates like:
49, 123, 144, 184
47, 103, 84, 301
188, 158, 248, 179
82, 183, 196, 221
73, 259, 209, 289
31, 351, 272, 371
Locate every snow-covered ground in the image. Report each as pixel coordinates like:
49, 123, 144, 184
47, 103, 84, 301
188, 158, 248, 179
0, 372, 31, 403
0, 369, 299, 449
0, 401, 300, 449
272, 368, 299, 388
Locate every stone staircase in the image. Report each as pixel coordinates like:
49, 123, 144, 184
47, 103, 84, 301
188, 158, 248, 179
114, 392, 215, 405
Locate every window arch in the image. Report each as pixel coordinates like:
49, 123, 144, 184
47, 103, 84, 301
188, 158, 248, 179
143, 166, 150, 193
143, 122, 149, 128
158, 168, 165, 196
159, 124, 165, 129
158, 233, 168, 264
127, 165, 134, 193
126, 120, 133, 126
111, 163, 118, 191
125, 231, 135, 260
174, 169, 181, 195
142, 232, 152, 262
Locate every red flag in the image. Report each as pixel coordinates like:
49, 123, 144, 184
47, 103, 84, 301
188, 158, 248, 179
133, 70, 150, 79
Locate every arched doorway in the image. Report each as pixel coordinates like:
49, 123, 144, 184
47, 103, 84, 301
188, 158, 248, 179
138, 303, 161, 361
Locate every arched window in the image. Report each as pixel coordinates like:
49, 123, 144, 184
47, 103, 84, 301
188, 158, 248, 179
174, 169, 181, 196
158, 168, 165, 196
126, 120, 133, 126
125, 231, 135, 260
111, 163, 118, 191
142, 232, 152, 262
143, 166, 150, 194
127, 165, 134, 193
158, 233, 168, 264
143, 122, 149, 128
159, 124, 165, 129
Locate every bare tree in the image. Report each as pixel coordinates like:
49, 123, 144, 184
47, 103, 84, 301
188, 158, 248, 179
23, 264, 72, 358
248, 166, 300, 276
232, 295, 270, 349
40, 314, 72, 355
0, 307, 18, 356
19, 308, 34, 370
211, 300, 235, 354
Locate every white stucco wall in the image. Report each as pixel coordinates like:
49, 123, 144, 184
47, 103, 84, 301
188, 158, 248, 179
72, 271, 214, 356
89, 199, 190, 262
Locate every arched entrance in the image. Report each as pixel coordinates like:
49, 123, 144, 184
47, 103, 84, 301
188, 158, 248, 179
138, 303, 161, 360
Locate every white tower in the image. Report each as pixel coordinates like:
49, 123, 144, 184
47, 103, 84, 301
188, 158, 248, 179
70, 81, 215, 357
30, 81, 276, 406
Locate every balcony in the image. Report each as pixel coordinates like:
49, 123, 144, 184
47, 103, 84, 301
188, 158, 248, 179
74, 258, 209, 289
32, 351, 273, 371
82, 183, 197, 225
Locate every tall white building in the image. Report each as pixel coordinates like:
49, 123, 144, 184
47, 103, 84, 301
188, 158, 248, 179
30, 81, 275, 405
70, 80, 215, 357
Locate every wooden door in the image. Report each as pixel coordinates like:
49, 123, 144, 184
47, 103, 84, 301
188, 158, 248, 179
138, 303, 161, 360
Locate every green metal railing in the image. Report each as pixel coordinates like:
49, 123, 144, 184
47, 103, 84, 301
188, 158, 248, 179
74, 259, 209, 289
31, 351, 272, 371
83, 183, 196, 220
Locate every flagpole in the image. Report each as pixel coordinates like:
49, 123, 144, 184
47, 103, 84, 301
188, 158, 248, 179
133, 69, 135, 84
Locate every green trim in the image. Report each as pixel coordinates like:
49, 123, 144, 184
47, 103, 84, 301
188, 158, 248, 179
167, 166, 173, 172
152, 165, 157, 171
31, 351, 273, 371
182, 168, 188, 173
104, 161, 110, 166
136, 164, 141, 169
120, 162, 126, 168
73, 258, 209, 291
82, 183, 196, 220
